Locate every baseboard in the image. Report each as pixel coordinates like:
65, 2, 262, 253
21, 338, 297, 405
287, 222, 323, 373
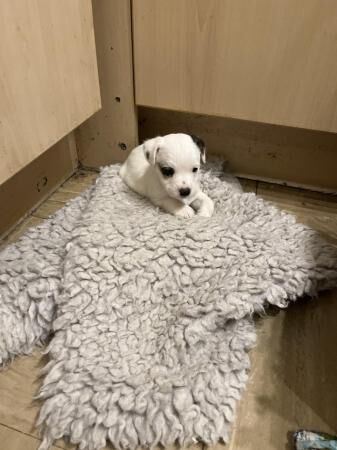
0, 135, 78, 239
139, 107, 337, 192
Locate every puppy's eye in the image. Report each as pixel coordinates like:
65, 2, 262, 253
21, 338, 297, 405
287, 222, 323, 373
192, 167, 199, 173
160, 167, 175, 177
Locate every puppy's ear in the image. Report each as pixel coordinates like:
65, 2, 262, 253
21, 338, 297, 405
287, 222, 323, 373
190, 134, 206, 163
143, 137, 163, 165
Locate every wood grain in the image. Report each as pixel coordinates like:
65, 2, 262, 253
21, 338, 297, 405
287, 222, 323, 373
76, 0, 138, 168
0, 424, 60, 450
257, 182, 337, 243
0, 0, 101, 184
139, 107, 337, 191
257, 182, 337, 216
0, 216, 44, 250
32, 200, 67, 220
0, 353, 42, 435
133, 0, 337, 132
60, 171, 98, 194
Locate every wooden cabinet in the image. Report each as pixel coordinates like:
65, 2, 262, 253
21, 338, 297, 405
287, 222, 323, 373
0, 0, 101, 184
133, 0, 337, 133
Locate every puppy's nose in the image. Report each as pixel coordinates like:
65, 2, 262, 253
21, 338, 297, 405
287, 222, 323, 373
179, 187, 191, 197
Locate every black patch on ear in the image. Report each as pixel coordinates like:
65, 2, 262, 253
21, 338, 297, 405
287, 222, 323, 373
145, 151, 150, 161
190, 134, 205, 150
190, 134, 206, 160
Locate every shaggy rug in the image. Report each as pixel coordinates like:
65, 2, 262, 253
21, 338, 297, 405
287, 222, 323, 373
0, 163, 336, 450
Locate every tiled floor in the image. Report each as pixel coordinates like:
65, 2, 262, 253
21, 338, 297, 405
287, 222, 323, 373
0, 170, 336, 450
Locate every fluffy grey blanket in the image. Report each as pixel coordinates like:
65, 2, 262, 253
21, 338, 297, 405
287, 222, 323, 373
0, 164, 336, 450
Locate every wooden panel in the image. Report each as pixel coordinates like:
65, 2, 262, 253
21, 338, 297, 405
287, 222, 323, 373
76, 0, 138, 167
139, 107, 337, 192
0, 134, 77, 239
0, 0, 101, 184
133, 0, 337, 132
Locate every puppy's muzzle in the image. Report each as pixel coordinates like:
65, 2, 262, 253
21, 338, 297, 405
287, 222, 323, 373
179, 187, 191, 197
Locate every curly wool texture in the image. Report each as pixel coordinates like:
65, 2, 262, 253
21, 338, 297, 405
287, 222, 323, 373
0, 163, 337, 450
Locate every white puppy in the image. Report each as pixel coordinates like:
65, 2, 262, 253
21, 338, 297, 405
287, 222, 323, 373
119, 133, 214, 218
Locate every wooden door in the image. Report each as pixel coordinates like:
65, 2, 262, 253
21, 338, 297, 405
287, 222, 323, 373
0, 0, 101, 184
133, 0, 337, 132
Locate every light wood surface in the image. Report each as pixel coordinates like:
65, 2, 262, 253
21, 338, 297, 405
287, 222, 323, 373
0, 135, 77, 239
139, 107, 337, 191
76, 0, 138, 168
0, 353, 42, 435
32, 171, 98, 219
258, 182, 337, 216
133, 0, 337, 132
0, 0, 101, 184
0, 424, 60, 450
2, 217, 44, 247
0, 171, 336, 450
56, 171, 97, 194
33, 190, 81, 219
257, 182, 337, 243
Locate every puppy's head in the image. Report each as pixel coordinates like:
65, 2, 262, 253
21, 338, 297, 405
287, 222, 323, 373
143, 133, 206, 203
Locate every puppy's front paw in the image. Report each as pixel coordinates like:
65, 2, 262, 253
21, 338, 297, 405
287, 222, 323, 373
198, 209, 213, 218
197, 201, 214, 218
175, 205, 195, 218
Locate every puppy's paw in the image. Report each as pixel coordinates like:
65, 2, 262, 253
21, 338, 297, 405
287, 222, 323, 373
197, 208, 213, 218
175, 205, 195, 218
197, 201, 214, 218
